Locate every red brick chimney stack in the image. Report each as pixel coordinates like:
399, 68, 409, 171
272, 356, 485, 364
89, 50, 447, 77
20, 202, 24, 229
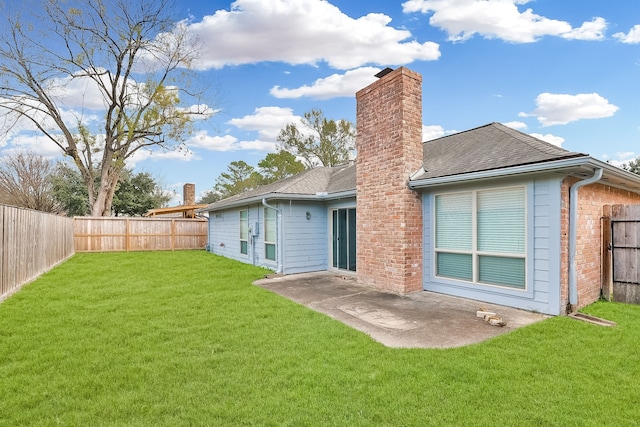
355, 67, 424, 294
183, 183, 195, 206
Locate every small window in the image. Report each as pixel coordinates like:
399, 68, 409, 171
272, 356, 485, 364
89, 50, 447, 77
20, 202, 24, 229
264, 208, 276, 261
240, 210, 248, 255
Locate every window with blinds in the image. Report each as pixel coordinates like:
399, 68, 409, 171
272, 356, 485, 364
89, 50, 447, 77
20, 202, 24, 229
434, 186, 526, 289
264, 208, 277, 261
240, 210, 248, 255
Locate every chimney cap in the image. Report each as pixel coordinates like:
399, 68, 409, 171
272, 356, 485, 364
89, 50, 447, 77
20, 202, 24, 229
375, 67, 394, 78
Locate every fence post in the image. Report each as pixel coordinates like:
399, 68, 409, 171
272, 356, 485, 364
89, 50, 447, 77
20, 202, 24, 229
171, 219, 176, 251
126, 218, 131, 252
601, 205, 612, 301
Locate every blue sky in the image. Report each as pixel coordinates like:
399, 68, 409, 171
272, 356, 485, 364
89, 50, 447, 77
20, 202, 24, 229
4, 0, 640, 204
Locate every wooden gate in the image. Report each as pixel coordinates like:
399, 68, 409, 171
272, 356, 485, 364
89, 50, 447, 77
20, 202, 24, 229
603, 205, 640, 304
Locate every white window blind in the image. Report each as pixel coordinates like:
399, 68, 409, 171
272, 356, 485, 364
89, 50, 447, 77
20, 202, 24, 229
435, 192, 472, 251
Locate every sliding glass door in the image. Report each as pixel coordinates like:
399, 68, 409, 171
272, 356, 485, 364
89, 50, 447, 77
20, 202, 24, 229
332, 208, 356, 272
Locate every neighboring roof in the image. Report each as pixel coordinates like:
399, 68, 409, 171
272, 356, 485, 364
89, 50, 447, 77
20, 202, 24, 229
411, 122, 588, 181
145, 204, 208, 218
201, 163, 356, 212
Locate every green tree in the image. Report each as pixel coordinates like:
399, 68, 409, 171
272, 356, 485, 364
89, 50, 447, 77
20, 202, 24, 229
52, 163, 169, 216
51, 163, 93, 216
622, 157, 640, 175
198, 190, 221, 205
258, 150, 305, 184
214, 161, 263, 199
112, 170, 171, 216
0, 0, 212, 216
0, 151, 61, 213
277, 109, 355, 168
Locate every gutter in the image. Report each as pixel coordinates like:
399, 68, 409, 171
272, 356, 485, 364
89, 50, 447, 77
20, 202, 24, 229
568, 167, 603, 313
199, 190, 357, 214
262, 198, 284, 274
409, 156, 591, 189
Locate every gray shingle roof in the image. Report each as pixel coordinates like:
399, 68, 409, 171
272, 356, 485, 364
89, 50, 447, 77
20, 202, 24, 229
203, 123, 591, 211
203, 164, 356, 211
412, 122, 588, 180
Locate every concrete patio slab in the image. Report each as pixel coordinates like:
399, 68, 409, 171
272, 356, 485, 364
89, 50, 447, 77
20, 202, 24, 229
254, 271, 549, 348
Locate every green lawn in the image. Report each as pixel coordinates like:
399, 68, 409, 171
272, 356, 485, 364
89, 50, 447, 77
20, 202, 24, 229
1, 251, 639, 426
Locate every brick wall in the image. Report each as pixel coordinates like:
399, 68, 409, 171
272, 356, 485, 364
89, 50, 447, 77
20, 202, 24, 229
560, 177, 640, 312
355, 67, 424, 294
183, 183, 196, 206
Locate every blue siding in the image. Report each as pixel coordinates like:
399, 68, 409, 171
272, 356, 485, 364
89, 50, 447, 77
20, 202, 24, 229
422, 177, 563, 315
208, 207, 255, 265
281, 201, 329, 274
206, 199, 338, 274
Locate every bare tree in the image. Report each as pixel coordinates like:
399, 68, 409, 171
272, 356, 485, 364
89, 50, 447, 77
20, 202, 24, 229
0, 151, 61, 213
0, 0, 212, 216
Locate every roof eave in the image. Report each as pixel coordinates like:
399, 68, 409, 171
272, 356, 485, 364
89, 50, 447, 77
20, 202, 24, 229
198, 192, 332, 213
408, 156, 593, 189
323, 189, 356, 200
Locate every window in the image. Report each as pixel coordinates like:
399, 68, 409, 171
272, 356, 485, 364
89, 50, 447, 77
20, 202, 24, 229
240, 210, 248, 255
264, 208, 276, 261
435, 186, 526, 289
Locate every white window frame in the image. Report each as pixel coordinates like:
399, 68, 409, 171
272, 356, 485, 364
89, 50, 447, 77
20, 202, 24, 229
434, 185, 527, 290
239, 210, 248, 255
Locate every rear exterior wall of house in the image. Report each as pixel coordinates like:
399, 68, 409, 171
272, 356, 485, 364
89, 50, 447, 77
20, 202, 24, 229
560, 177, 640, 313
207, 201, 329, 274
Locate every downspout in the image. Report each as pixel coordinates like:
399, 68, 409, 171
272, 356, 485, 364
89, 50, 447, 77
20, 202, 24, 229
568, 167, 603, 312
262, 199, 284, 274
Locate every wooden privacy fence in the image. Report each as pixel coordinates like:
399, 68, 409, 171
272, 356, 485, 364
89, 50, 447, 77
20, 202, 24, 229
1, 204, 74, 300
602, 204, 640, 304
73, 217, 207, 252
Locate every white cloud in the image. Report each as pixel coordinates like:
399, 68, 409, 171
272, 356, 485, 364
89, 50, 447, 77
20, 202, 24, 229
1, 134, 63, 158
233, 139, 278, 152
180, 107, 294, 154
270, 67, 381, 100
228, 106, 299, 142
187, 132, 239, 152
503, 121, 527, 130
402, 0, 607, 43
562, 17, 607, 41
127, 147, 197, 168
520, 92, 619, 126
613, 24, 640, 44
606, 151, 637, 168
529, 133, 565, 147
47, 73, 109, 111
422, 125, 445, 140
187, 0, 440, 70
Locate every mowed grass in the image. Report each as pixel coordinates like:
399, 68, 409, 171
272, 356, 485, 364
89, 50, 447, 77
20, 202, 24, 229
1, 251, 640, 426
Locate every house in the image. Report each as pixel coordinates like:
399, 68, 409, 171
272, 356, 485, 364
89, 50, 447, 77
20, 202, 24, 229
145, 183, 208, 218
201, 67, 640, 315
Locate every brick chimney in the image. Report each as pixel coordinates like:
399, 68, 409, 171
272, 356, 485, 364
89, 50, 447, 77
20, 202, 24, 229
355, 67, 423, 294
183, 183, 195, 206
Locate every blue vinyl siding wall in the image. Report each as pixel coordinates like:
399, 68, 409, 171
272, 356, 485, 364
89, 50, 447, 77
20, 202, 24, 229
281, 201, 329, 274
207, 204, 275, 270
422, 177, 563, 315
207, 200, 331, 274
